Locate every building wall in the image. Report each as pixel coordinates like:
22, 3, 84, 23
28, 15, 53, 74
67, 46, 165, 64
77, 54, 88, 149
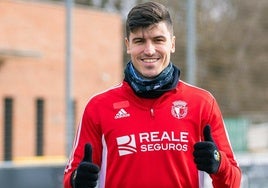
0, 0, 123, 161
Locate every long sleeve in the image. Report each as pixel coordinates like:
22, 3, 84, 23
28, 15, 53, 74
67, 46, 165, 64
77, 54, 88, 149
207, 98, 242, 187
63, 98, 103, 188
211, 151, 241, 188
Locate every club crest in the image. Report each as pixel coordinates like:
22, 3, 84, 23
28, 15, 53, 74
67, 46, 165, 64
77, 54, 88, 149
171, 100, 188, 119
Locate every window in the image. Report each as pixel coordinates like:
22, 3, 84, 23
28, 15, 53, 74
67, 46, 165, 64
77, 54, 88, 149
36, 98, 44, 156
4, 97, 13, 161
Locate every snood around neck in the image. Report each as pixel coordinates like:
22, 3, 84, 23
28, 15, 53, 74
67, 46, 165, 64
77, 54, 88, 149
124, 61, 180, 98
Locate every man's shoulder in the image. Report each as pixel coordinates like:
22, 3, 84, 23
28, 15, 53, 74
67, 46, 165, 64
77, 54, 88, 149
87, 82, 131, 105
178, 80, 214, 99
91, 82, 124, 98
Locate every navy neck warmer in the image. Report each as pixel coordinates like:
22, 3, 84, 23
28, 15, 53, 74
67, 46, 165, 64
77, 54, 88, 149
124, 61, 180, 98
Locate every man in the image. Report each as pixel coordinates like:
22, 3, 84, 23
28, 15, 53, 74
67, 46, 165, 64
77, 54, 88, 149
63, 2, 241, 188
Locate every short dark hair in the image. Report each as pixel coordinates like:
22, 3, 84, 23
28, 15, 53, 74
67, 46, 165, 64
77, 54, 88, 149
126, 2, 173, 39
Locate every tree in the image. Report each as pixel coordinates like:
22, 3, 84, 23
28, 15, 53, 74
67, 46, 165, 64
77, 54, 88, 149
50, 0, 268, 118
196, 0, 268, 117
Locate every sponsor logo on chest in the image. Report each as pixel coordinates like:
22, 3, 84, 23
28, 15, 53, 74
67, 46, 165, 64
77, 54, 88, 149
116, 131, 189, 156
114, 100, 190, 156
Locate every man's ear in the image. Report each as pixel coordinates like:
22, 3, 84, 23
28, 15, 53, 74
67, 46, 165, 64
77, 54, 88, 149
125, 37, 131, 54
171, 36, 176, 53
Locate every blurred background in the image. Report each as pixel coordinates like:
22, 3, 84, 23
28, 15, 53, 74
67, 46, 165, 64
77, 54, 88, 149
0, 0, 267, 187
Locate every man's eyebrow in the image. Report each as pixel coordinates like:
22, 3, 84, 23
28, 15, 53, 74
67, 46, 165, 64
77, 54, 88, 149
154, 35, 166, 39
132, 35, 166, 40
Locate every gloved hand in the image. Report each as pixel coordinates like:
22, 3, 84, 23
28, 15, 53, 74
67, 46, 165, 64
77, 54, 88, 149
72, 143, 100, 188
193, 125, 221, 174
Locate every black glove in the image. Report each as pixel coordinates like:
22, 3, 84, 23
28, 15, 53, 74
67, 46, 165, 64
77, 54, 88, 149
71, 143, 100, 188
193, 125, 221, 174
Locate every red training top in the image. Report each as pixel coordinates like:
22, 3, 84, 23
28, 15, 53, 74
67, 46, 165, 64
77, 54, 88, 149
64, 80, 241, 188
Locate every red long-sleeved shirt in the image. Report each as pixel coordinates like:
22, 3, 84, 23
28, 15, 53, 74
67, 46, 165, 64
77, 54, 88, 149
64, 80, 241, 188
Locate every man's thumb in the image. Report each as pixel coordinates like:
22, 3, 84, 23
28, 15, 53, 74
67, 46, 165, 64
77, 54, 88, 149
203, 125, 214, 142
82, 143, 93, 162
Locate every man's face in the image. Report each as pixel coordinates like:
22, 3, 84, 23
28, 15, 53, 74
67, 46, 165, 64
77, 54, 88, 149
125, 22, 175, 79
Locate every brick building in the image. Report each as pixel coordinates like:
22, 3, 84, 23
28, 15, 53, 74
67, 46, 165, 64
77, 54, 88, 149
0, 0, 123, 161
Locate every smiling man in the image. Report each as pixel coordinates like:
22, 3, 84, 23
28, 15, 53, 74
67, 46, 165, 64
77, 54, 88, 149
125, 21, 175, 78
63, 2, 241, 188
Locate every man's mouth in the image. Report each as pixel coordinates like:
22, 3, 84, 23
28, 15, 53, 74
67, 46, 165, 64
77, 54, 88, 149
141, 58, 160, 63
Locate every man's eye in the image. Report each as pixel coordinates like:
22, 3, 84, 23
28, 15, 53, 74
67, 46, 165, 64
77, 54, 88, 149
155, 38, 165, 43
134, 40, 143, 44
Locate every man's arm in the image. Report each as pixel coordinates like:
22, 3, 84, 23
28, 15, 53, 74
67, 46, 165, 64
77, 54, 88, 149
193, 125, 241, 188
63, 100, 102, 188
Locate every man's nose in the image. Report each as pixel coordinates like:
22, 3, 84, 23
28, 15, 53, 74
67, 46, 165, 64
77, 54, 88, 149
144, 42, 155, 55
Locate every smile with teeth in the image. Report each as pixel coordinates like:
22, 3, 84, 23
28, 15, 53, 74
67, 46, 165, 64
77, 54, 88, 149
142, 58, 159, 63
